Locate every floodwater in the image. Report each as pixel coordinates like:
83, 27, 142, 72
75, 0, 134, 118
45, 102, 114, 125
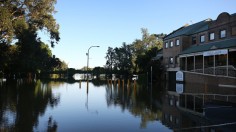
0, 77, 235, 132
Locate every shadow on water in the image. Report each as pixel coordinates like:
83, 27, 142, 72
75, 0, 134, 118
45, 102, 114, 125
0, 79, 60, 132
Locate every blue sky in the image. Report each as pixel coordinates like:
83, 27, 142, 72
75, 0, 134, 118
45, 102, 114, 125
42, 0, 236, 69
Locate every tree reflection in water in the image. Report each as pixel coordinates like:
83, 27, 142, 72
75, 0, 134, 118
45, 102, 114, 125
0, 79, 60, 132
105, 81, 165, 129
47, 116, 57, 132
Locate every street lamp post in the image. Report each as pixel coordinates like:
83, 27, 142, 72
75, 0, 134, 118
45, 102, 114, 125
86, 46, 100, 81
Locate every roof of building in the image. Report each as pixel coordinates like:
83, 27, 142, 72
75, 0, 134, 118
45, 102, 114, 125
164, 19, 211, 40
179, 38, 236, 55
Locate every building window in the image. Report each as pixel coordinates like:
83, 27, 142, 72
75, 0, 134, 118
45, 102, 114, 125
209, 33, 215, 40
192, 36, 196, 44
232, 27, 236, 36
169, 115, 173, 122
175, 118, 179, 124
169, 99, 173, 106
220, 30, 226, 38
170, 41, 173, 47
176, 39, 180, 46
165, 42, 168, 48
200, 35, 205, 43
176, 100, 179, 106
169, 57, 173, 64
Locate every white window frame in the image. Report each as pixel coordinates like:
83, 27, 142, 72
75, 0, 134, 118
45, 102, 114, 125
170, 41, 173, 47
165, 42, 168, 48
169, 57, 173, 64
220, 30, 226, 38
176, 39, 179, 46
200, 35, 205, 43
209, 33, 215, 40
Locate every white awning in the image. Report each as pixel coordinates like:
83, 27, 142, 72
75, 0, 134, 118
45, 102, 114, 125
203, 49, 228, 56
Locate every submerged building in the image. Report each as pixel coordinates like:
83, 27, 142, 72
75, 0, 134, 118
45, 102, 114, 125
162, 12, 236, 85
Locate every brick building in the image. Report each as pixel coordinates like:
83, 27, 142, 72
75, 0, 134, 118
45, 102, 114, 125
163, 12, 236, 80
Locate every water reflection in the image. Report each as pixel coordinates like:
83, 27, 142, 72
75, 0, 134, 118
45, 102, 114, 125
163, 80, 236, 131
1, 78, 235, 131
0, 79, 60, 132
105, 80, 165, 129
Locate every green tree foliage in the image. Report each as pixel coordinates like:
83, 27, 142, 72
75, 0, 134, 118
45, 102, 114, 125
92, 66, 105, 79
59, 61, 68, 71
0, 29, 64, 78
0, 43, 18, 73
136, 47, 158, 73
0, 0, 60, 46
113, 43, 133, 75
15, 29, 64, 73
105, 47, 114, 73
15, 30, 51, 72
105, 43, 133, 78
0, 0, 64, 78
104, 28, 165, 79
132, 28, 165, 73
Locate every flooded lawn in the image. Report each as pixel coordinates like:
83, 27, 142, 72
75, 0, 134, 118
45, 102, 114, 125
0, 79, 235, 131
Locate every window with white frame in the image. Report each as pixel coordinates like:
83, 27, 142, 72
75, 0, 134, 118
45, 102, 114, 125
220, 30, 226, 38
169, 57, 173, 64
170, 41, 173, 47
165, 42, 168, 48
176, 39, 179, 46
209, 33, 215, 40
200, 35, 205, 43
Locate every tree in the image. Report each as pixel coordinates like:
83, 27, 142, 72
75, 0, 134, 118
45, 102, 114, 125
135, 47, 158, 73
0, 43, 18, 74
0, 0, 64, 79
13, 29, 59, 73
92, 67, 105, 79
0, 0, 60, 47
132, 28, 165, 73
0, 29, 64, 78
105, 47, 115, 77
140, 28, 163, 49
113, 43, 133, 77
105, 47, 114, 71
104, 28, 165, 78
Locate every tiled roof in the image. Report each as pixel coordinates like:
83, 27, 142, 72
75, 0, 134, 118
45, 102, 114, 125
180, 38, 236, 55
164, 19, 211, 40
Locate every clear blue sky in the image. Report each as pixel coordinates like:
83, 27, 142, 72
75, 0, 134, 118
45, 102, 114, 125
42, 0, 236, 69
